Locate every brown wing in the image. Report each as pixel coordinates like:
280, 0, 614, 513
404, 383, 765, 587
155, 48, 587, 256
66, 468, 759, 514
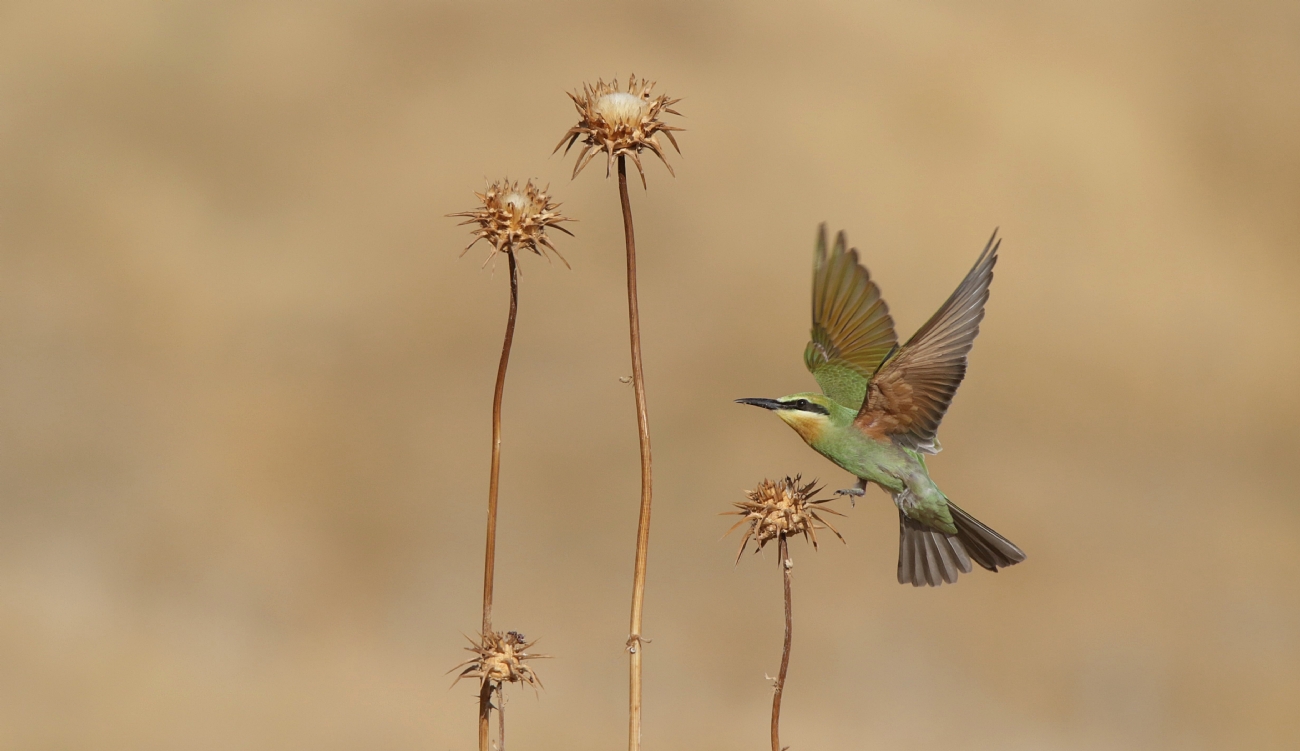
804, 225, 897, 409
855, 230, 999, 453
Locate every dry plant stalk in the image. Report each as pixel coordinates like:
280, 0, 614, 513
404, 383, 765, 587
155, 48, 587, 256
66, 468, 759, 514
726, 477, 844, 751
449, 179, 571, 751
556, 74, 683, 751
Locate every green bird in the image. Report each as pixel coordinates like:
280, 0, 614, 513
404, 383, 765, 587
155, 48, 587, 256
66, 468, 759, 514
738, 226, 1025, 587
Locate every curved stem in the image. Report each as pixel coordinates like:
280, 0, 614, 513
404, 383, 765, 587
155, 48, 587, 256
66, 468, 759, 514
772, 535, 792, 751
479, 250, 519, 751
618, 155, 655, 751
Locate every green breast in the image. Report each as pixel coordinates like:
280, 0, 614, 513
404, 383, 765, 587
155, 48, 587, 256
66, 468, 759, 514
808, 423, 907, 494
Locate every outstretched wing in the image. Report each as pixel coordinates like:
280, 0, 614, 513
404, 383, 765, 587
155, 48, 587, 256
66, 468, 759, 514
855, 230, 999, 453
804, 225, 897, 409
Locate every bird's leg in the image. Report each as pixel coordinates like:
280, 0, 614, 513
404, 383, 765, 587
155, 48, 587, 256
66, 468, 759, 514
835, 478, 868, 507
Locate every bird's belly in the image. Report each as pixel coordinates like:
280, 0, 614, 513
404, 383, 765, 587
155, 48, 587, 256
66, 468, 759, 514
812, 437, 912, 494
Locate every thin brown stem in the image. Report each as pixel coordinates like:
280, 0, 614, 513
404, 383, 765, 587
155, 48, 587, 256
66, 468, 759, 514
478, 679, 494, 751
772, 534, 792, 751
498, 683, 506, 751
618, 155, 655, 751
479, 250, 519, 751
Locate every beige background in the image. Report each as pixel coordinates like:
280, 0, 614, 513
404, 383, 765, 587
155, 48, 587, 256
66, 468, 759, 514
2, 1, 1298, 749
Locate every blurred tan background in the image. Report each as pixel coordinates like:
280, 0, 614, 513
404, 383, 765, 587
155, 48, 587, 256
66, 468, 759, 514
2, 1, 1298, 749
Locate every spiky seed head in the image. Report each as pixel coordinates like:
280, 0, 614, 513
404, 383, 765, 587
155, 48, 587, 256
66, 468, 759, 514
449, 179, 574, 267
451, 630, 548, 690
554, 75, 684, 188
725, 476, 845, 562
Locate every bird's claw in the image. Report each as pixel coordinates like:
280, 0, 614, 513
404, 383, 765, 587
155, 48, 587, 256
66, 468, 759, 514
835, 487, 865, 507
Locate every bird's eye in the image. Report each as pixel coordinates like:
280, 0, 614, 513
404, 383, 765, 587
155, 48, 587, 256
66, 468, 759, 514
795, 399, 808, 409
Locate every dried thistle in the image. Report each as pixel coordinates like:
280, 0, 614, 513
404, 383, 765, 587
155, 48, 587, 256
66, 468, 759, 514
452, 630, 548, 690
450, 179, 574, 267
451, 176, 568, 750
726, 476, 845, 562
554, 75, 684, 187
726, 478, 845, 751
555, 75, 683, 751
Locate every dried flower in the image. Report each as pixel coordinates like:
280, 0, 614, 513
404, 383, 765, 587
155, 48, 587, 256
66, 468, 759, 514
453, 630, 547, 690
554, 75, 684, 187
725, 476, 845, 562
450, 179, 574, 266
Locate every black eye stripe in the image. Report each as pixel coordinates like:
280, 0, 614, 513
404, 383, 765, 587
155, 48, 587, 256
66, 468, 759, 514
779, 399, 830, 416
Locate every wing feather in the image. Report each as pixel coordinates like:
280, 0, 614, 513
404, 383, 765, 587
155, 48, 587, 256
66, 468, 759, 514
804, 225, 897, 409
854, 230, 1000, 452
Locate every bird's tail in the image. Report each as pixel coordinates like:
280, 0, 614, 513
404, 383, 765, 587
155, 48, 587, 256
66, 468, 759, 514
896, 502, 1026, 587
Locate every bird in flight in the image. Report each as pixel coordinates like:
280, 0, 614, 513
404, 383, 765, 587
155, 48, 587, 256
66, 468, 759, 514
737, 226, 1025, 586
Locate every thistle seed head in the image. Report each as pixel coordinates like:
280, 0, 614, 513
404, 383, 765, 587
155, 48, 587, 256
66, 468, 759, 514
725, 476, 845, 562
554, 75, 684, 188
449, 179, 574, 267
452, 630, 547, 690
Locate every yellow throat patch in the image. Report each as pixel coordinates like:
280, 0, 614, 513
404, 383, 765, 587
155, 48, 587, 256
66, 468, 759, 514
778, 410, 827, 444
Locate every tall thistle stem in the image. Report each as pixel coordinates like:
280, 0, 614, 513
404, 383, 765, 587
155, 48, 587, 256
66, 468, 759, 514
480, 250, 519, 751
453, 178, 566, 751
617, 154, 655, 751
771, 534, 793, 751
555, 75, 678, 750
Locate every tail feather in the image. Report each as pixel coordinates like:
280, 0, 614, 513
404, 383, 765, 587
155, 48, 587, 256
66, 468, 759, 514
933, 529, 969, 579
896, 503, 1024, 587
897, 520, 914, 584
923, 532, 947, 586
949, 501, 1026, 572
897, 511, 969, 586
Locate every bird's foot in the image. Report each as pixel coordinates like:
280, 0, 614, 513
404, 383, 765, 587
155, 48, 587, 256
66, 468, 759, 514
835, 487, 865, 507
835, 480, 868, 507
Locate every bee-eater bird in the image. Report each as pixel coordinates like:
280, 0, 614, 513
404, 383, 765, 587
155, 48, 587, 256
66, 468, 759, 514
738, 226, 1025, 587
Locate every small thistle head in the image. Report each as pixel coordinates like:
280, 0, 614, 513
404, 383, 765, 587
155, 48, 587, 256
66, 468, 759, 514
452, 630, 547, 690
554, 75, 684, 188
449, 179, 574, 267
725, 476, 845, 562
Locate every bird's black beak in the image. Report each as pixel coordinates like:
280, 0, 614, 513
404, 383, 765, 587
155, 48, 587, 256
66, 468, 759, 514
735, 398, 784, 411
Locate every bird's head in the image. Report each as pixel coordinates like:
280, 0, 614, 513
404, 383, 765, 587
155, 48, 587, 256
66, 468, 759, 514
735, 392, 842, 444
